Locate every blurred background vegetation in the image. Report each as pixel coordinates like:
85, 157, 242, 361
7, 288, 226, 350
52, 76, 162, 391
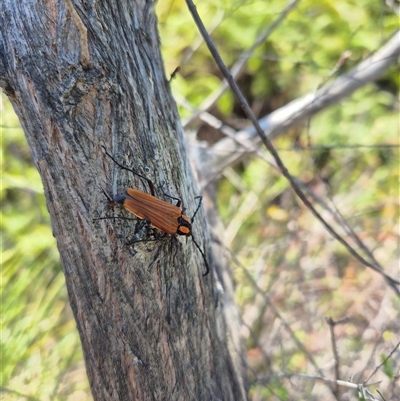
1, 0, 399, 400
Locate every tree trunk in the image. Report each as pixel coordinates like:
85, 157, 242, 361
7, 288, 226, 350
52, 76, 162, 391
0, 1, 247, 400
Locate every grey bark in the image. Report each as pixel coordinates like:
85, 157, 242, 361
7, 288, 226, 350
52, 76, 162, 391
0, 1, 247, 400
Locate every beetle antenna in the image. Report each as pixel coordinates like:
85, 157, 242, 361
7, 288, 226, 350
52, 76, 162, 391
191, 196, 203, 222
102, 146, 156, 196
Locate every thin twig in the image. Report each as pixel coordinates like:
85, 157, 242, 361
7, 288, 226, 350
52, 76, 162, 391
185, 0, 400, 296
257, 372, 359, 388
257, 373, 386, 400
364, 340, 400, 385
326, 316, 348, 397
376, 389, 387, 401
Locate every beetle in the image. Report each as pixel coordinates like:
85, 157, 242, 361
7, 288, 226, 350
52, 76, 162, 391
95, 147, 210, 276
